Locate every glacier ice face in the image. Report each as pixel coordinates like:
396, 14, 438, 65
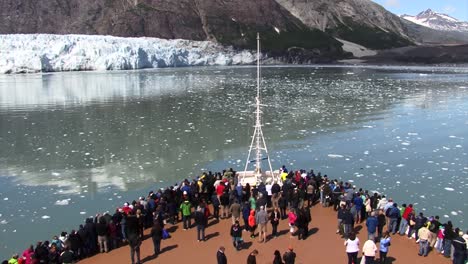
0, 34, 257, 74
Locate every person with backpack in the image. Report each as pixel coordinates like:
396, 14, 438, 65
230, 220, 243, 250
386, 203, 400, 234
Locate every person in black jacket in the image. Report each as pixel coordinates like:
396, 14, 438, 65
273, 250, 284, 264
150, 221, 163, 256
126, 212, 142, 264
283, 247, 296, 264
194, 206, 207, 241
452, 229, 467, 264
217, 246, 227, 264
247, 249, 258, 264
230, 220, 243, 250
96, 217, 109, 253
270, 208, 280, 238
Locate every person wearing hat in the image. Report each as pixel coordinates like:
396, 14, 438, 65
452, 228, 467, 264
283, 246, 296, 264
180, 199, 192, 230
7, 254, 18, 264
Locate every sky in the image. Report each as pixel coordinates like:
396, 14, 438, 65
372, 0, 468, 21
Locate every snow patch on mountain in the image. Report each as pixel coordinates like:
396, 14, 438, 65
0, 34, 257, 74
401, 9, 468, 33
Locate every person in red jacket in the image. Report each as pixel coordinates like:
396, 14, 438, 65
248, 210, 256, 239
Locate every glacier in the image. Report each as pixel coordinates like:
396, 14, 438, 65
0, 34, 258, 74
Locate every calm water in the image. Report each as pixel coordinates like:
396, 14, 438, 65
0, 65, 467, 257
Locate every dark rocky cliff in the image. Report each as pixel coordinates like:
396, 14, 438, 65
0, 0, 345, 61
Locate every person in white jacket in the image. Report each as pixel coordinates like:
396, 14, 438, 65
362, 239, 377, 264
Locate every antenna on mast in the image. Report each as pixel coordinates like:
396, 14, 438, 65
240, 33, 276, 186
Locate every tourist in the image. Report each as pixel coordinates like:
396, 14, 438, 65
230, 199, 241, 225
344, 232, 360, 264
180, 199, 192, 230
379, 231, 391, 264
443, 221, 456, 258
248, 210, 257, 239
278, 192, 287, 219
125, 211, 142, 264
435, 225, 445, 253
220, 189, 230, 219
150, 221, 162, 257
21, 245, 34, 264
414, 212, 427, 242
399, 204, 413, 235
7, 254, 18, 264
353, 194, 363, 223
428, 216, 441, 247
387, 203, 400, 235
60, 246, 74, 264
216, 246, 227, 264
407, 212, 416, 239
377, 209, 386, 239
417, 222, 431, 257
342, 207, 354, 239
247, 249, 258, 264
298, 204, 311, 240
242, 202, 251, 232
282, 246, 296, 264
211, 193, 221, 220
366, 211, 378, 241
48, 243, 60, 264
452, 229, 467, 264
362, 238, 377, 264
256, 206, 268, 243
288, 209, 297, 238
96, 217, 109, 253
270, 207, 280, 238
273, 250, 283, 264
194, 205, 207, 242
230, 220, 243, 250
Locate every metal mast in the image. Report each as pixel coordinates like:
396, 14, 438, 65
242, 33, 274, 185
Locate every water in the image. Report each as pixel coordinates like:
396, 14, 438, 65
0, 65, 467, 257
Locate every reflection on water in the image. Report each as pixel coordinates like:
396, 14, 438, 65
0, 66, 467, 257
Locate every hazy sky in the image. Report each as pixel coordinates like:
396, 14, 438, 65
372, 0, 468, 21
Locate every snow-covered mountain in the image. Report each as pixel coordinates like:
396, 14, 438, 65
0, 34, 257, 74
401, 9, 468, 32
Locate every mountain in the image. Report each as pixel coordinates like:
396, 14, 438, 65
401, 9, 468, 33
275, 0, 413, 49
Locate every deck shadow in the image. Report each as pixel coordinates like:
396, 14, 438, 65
241, 241, 253, 250
166, 225, 178, 233
141, 254, 158, 263
205, 231, 220, 241
207, 219, 220, 227
160, 244, 178, 253
277, 229, 290, 236
308, 227, 319, 236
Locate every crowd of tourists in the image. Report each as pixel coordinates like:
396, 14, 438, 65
2, 166, 467, 264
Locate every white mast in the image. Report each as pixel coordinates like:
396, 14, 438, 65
242, 33, 275, 185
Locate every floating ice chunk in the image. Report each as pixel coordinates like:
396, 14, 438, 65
408, 133, 418, 136
51, 172, 60, 176
396, 181, 400, 184
401, 142, 410, 146
441, 168, 449, 171
84, 153, 90, 156
444, 215, 449, 218
3, 198, 8, 201
41, 215, 51, 219
328, 154, 344, 158
451, 211, 458, 216
79, 212, 86, 215
444, 187, 455, 191
0, 220, 7, 224
396, 164, 405, 167
55, 199, 70, 206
